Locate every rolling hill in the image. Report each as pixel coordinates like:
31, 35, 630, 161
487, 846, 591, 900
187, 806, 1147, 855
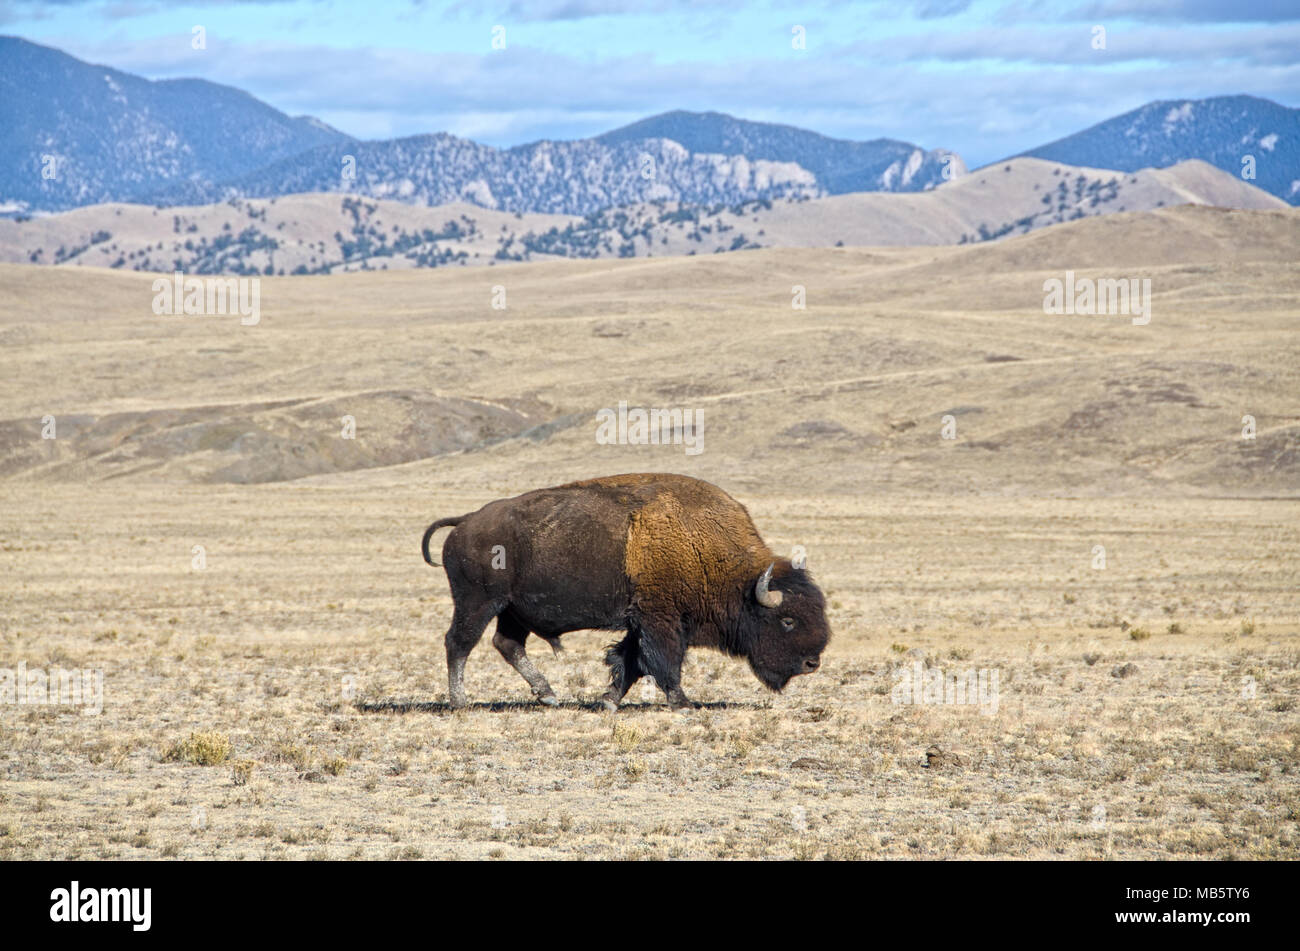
1, 202, 1296, 495
0, 156, 1283, 275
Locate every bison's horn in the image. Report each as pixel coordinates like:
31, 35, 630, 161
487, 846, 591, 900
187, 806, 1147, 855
755, 563, 784, 608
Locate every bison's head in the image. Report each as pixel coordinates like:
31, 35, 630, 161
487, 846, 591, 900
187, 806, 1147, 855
743, 561, 830, 692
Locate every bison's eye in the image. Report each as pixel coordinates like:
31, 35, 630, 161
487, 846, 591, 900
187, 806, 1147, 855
780, 617, 796, 632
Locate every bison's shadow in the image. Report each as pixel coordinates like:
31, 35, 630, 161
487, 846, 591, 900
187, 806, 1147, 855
354, 698, 757, 714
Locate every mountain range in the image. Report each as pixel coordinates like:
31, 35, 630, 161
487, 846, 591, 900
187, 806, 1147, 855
0, 36, 350, 214
1, 35, 1296, 219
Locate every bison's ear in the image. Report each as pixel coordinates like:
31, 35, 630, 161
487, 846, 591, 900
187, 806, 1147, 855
755, 563, 783, 608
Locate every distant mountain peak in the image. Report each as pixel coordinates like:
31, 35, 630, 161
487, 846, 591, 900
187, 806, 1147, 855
0, 35, 352, 213
1012, 94, 1300, 205
596, 109, 958, 195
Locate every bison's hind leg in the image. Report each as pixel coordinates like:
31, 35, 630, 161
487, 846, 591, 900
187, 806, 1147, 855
445, 599, 502, 709
492, 612, 559, 707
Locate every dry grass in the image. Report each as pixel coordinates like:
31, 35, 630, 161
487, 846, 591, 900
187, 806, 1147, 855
0, 482, 1296, 860
161, 732, 232, 767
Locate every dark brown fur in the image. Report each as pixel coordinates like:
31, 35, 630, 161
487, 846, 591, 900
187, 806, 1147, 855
422, 473, 831, 708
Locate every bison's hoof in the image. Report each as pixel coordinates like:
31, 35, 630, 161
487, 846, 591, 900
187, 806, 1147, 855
538, 694, 559, 707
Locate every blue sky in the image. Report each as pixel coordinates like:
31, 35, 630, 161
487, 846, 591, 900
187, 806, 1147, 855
4, 0, 1298, 166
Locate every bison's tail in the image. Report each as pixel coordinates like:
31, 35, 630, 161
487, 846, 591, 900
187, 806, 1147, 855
421, 516, 464, 567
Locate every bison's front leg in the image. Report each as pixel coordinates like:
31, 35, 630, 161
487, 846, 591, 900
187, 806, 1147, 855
635, 621, 698, 710
600, 632, 644, 711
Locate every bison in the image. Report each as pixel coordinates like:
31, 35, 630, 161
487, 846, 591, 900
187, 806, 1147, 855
421, 472, 830, 709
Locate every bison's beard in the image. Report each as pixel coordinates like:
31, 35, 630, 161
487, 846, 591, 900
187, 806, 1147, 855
750, 662, 793, 693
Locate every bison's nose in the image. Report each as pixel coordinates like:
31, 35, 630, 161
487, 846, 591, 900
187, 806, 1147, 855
803, 657, 820, 672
